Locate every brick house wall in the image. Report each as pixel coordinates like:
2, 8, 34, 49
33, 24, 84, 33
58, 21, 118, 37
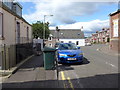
89, 28, 110, 44
109, 10, 120, 51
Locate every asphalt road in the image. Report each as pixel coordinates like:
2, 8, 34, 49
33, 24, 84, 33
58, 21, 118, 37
58, 44, 119, 88
2, 44, 119, 89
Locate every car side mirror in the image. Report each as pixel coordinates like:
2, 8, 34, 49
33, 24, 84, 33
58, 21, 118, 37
78, 47, 80, 49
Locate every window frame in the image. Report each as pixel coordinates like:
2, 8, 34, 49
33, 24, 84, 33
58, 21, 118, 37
0, 12, 4, 40
49, 43, 52, 47
48, 36, 52, 41
69, 41, 72, 43
16, 21, 20, 44
27, 26, 29, 41
76, 41, 79, 45
61, 41, 64, 43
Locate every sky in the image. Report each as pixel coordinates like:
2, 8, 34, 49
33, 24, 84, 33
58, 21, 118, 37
16, 0, 119, 37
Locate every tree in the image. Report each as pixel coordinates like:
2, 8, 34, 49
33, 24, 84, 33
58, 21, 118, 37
32, 21, 50, 39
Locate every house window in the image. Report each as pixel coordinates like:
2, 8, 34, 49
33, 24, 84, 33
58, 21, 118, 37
27, 27, 29, 41
3, 1, 12, 10
13, 2, 22, 17
49, 43, 52, 47
113, 19, 118, 37
61, 41, 64, 43
48, 37, 52, 41
76, 41, 79, 45
69, 41, 72, 43
16, 22, 20, 43
0, 13, 3, 38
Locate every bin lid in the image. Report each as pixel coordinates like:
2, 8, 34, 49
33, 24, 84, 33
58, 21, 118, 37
42, 46, 56, 52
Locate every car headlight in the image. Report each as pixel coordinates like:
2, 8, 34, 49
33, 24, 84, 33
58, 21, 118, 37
79, 53, 83, 56
59, 54, 67, 56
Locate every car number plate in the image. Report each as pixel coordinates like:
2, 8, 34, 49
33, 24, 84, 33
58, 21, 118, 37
67, 58, 76, 60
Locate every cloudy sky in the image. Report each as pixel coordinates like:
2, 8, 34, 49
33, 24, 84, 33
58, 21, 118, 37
17, 0, 119, 37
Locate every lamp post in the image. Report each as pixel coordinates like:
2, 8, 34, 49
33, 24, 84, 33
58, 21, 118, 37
56, 26, 60, 42
43, 15, 53, 47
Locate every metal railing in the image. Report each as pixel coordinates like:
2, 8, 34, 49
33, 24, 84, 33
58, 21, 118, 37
16, 43, 33, 64
16, 37, 33, 44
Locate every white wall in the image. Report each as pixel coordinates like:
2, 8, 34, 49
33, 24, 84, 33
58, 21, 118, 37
59, 39, 85, 46
0, 7, 32, 45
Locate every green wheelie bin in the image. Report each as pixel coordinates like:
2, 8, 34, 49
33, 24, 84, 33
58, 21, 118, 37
43, 46, 56, 70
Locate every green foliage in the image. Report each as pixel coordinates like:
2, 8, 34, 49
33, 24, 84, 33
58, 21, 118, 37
32, 21, 50, 39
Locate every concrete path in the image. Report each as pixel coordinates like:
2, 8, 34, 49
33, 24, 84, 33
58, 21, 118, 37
2, 54, 61, 88
96, 44, 119, 56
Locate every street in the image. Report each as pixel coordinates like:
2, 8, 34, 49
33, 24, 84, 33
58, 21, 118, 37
1, 1, 119, 89
2, 44, 119, 89
58, 44, 118, 88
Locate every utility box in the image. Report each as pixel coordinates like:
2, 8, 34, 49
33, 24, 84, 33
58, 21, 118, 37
42, 46, 56, 70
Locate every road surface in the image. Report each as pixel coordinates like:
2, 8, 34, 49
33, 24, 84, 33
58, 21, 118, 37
58, 44, 118, 88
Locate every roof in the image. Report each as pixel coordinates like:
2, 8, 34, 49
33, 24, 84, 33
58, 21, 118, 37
109, 9, 120, 16
13, 2, 23, 9
50, 29, 84, 39
0, 1, 31, 26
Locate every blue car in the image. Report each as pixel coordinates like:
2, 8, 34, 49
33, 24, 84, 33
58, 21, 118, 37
57, 43, 83, 64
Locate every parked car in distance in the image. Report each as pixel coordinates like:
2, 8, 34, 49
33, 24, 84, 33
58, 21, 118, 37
57, 43, 83, 64
85, 42, 92, 46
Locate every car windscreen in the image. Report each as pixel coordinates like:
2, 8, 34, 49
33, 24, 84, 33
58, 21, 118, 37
59, 43, 78, 50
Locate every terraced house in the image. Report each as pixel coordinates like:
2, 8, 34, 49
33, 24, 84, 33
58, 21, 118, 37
0, 0, 32, 70
109, 9, 120, 52
85, 28, 110, 44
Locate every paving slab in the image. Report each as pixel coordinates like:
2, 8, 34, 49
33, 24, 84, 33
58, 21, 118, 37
2, 54, 61, 88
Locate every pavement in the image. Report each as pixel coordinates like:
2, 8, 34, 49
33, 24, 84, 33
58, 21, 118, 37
1, 53, 62, 88
0, 54, 35, 82
96, 43, 119, 56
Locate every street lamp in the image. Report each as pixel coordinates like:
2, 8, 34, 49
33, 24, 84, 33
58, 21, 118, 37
56, 26, 60, 42
43, 15, 53, 47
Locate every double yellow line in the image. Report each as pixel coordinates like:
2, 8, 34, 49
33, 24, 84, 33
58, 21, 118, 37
61, 71, 74, 90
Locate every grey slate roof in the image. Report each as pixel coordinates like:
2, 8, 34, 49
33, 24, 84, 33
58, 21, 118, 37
109, 9, 120, 16
50, 29, 84, 39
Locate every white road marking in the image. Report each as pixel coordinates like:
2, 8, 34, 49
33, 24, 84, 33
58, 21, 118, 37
105, 62, 117, 68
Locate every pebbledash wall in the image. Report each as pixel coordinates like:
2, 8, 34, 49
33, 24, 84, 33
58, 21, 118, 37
0, 2, 32, 45
0, 1, 32, 70
109, 9, 120, 52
